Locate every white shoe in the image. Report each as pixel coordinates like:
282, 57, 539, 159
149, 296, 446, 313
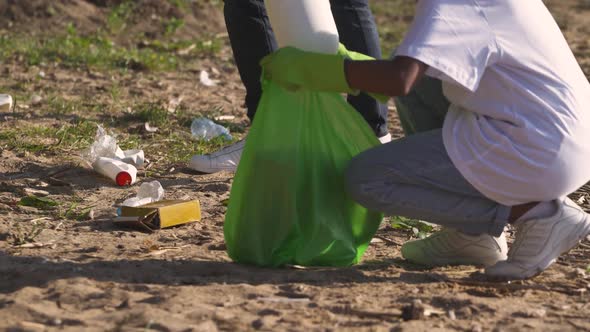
486, 198, 590, 280
188, 140, 245, 173
379, 133, 392, 144
401, 228, 508, 267
189, 132, 390, 174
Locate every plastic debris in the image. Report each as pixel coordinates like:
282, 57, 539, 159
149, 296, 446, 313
144, 122, 159, 133
214, 115, 236, 121
85, 125, 145, 186
122, 181, 164, 207
94, 157, 137, 186
191, 118, 232, 141
199, 70, 217, 87
0, 94, 13, 112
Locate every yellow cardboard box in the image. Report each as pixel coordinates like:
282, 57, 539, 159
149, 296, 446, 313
114, 199, 201, 232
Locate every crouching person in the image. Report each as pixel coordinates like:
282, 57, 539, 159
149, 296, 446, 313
262, 0, 590, 280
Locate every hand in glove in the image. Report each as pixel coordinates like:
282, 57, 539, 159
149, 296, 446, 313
261, 44, 389, 103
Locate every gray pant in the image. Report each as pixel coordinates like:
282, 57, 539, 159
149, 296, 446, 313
345, 77, 511, 237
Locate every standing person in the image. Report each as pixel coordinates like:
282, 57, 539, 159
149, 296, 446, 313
261, 0, 590, 280
190, 0, 390, 173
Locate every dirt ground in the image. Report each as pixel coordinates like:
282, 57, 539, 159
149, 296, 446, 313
1, 1, 590, 331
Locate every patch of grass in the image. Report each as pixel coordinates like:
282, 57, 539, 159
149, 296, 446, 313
164, 17, 185, 36
107, 1, 136, 33
132, 101, 171, 126
9, 221, 45, 246
0, 120, 97, 154
18, 196, 59, 210
167, 0, 191, 11
370, 1, 415, 57
0, 25, 180, 71
390, 216, 435, 239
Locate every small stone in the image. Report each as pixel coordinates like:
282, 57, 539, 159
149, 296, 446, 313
471, 323, 482, 332
402, 299, 426, 321
251, 319, 264, 330
30, 95, 43, 106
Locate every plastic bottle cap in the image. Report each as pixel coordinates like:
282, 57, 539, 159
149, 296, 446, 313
116, 172, 132, 186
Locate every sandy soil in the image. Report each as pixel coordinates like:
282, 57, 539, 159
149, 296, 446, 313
1, 1, 590, 331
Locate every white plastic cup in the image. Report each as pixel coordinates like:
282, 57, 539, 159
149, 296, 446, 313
266, 0, 339, 54
93, 157, 137, 186
0, 94, 13, 112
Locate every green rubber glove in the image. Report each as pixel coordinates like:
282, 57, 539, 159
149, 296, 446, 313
337, 44, 389, 103
260, 46, 353, 94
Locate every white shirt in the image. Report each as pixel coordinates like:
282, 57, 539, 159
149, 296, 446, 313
396, 0, 590, 205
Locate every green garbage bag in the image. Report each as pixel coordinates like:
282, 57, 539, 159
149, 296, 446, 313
224, 80, 383, 267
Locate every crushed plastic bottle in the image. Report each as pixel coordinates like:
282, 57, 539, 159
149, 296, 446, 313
190, 118, 232, 141
121, 181, 165, 207
94, 157, 137, 186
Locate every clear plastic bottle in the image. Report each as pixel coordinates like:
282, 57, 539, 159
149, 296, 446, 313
190, 118, 232, 141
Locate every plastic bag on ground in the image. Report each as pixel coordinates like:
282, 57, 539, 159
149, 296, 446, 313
224, 80, 383, 267
190, 118, 232, 141
122, 181, 165, 207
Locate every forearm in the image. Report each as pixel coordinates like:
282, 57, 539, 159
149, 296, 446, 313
344, 56, 428, 97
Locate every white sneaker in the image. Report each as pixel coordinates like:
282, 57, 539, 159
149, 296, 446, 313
401, 228, 508, 267
188, 140, 245, 173
379, 133, 392, 144
189, 132, 390, 174
486, 198, 590, 280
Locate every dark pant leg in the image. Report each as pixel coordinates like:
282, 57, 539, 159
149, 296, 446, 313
331, 0, 389, 137
223, 0, 277, 122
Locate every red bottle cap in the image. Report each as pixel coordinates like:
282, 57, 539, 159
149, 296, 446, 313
116, 172, 132, 186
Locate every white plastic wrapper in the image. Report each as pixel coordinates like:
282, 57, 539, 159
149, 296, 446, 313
85, 125, 145, 168
0, 94, 14, 112
122, 181, 165, 207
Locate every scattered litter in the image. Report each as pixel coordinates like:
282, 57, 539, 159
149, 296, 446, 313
84, 125, 145, 186
122, 181, 165, 207
177, 44, 196, 56
38, 71, 46, 78
23, 188, 50, 197
0, 94, 13, 112
114, 199, 201, 232
15, 241, 56, 249
30, 94, 43, 106
144, 122, 159, 133
119, 149, 145, 168
214, 115, 236, 121
94, 157, 137, 186
199, 70, 217, 87
191, 118, 232, 141
167, 96, 183, 113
